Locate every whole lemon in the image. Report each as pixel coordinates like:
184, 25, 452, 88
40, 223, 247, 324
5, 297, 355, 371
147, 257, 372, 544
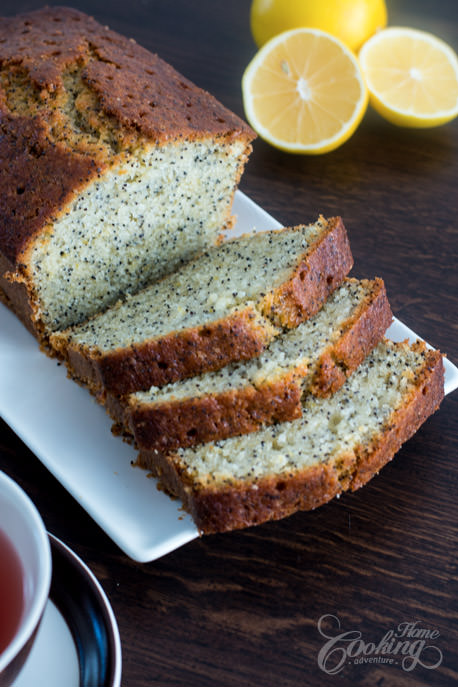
250, 0, 388, 52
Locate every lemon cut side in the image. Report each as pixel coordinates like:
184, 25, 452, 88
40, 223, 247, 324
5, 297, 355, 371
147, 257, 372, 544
359, 27, 458, 128
242, 28, 368, 154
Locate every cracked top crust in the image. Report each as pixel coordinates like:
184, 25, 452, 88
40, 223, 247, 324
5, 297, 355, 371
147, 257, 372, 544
0, 6, 254, 264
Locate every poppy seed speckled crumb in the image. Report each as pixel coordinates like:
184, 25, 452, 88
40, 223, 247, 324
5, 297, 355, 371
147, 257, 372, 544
109, 277, 392, 451
138, 340, 444, 534
51, 216, 353, 396
0, 6, 255, 342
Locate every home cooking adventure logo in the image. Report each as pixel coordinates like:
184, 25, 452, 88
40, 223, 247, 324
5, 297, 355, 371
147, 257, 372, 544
317, 614, 443, 675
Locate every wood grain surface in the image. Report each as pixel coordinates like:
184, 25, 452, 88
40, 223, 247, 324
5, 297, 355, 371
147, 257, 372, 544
1, 1, 457, 686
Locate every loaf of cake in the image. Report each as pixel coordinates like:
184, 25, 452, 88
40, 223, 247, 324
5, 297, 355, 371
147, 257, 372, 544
138, 340, 444, 534
0, 6, 255, 343
50, 216, 353, 397
109, 278, 392, 451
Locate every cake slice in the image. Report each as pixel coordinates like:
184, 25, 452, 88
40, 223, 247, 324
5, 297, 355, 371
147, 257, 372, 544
138, 340, 444, 534
51, 216, 353, 397
0, 6, 255, 343
109, 278, 392, 451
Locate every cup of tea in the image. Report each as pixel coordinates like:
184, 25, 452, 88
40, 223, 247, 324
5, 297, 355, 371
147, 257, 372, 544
0, 471, 52, 687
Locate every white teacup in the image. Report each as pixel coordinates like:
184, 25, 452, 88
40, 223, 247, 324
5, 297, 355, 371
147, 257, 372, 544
0, 471, 52, 687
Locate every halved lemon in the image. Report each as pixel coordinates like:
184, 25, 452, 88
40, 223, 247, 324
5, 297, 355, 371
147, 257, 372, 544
242, 28, 368, 154
359, 27, 458, 128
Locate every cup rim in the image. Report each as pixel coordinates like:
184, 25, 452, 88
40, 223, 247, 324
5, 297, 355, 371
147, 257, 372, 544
0, 471, 52, 673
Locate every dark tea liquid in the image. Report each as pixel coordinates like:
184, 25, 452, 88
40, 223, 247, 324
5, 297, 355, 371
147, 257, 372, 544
0, 529, 24, 654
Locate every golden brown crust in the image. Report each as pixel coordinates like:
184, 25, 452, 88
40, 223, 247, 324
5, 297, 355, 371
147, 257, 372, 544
55, 306, 277, 398
350, 345, 444, 489
0, 112, 103, 265
138, 448, 356, 534
309, 277, 393, 396
259, 217, 353, 328
114, 370, 304, 452
0, 7, 254, 144
0, 253, 40, 338
53, 217, 353, 396
0, 6, 255, 338
138, 343, 444, 534
109, 278, 391, 452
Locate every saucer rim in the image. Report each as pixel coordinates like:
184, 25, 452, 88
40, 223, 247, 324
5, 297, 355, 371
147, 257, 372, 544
48, 533, 122, 687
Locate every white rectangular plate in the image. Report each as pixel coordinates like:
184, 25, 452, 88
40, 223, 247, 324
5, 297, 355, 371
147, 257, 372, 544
1, 190, 457, 561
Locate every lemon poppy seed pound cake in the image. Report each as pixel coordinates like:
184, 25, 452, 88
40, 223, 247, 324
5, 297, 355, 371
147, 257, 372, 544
50, 216, 353, 397
138, 340, 444, 534
108, 278, 392, 452
0, 6, 255, 343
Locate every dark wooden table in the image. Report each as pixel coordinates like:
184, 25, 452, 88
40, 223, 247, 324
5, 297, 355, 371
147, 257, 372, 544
1, 1, 457, 685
